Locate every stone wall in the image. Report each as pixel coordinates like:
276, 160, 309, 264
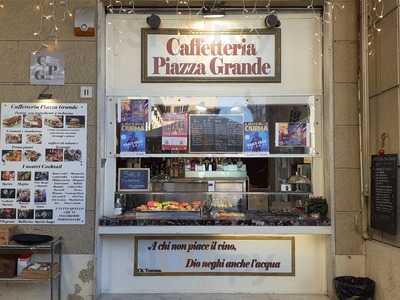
0, 0, 97, 299
332, 0, 365, 277
367, 0, 400, 298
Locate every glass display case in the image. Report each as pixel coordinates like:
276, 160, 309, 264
100, 96, 328, 227
99, 191, 330, 227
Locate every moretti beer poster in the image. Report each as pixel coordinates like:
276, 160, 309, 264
142, 28, 281, 82
135, 236, 295, 276
0, 103, 87, 224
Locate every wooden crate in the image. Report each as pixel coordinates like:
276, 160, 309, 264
21, 263, 59, 279
0, 225, 16, 245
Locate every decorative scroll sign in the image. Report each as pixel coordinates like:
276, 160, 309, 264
142, 29, 281, 83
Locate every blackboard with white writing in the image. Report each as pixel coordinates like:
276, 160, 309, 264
189, 115, 243, 153
371, 155, 399, 235
119, 168, 150, 191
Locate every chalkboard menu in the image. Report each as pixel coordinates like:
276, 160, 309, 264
371, 155, 399, 235
189, 114, 244, 153
118, 168, 150, 191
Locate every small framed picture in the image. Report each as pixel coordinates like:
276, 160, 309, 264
118, 168, 150, 192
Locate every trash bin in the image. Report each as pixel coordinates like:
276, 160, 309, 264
334, 276, 375, 300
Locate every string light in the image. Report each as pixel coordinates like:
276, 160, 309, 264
368, 0, 385, 56
32, 0, 73, 54
0, 0, 5, 9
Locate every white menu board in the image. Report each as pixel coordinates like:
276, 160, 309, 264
0, 103, 87, 224
135, 236, 295, 276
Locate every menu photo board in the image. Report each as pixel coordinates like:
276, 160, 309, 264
0, 103, 87, 224
118, 168, 150, 192
371, 154, 399, 235
189, 114, 244, 153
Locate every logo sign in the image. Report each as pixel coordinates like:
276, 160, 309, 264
134, 236, 295, 276
30, 51, 65, 85
142, 29, 281, 83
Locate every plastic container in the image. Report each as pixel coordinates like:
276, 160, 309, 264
17, 254, 32, 276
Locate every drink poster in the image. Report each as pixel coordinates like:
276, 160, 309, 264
275, 122, 310, 147
118, 99, 148, 123
118, 99, 148, 155
120, 124, 146, 153
161, 113, 188, 151
244, 122, 269, 153
0, 103, 87, 224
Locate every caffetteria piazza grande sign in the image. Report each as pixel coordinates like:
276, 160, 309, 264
141, 28, 281, 83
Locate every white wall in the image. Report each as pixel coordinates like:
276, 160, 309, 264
101, 235, 327, 294
106, 13, 322, 97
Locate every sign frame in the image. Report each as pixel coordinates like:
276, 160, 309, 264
134, 235, 295, 276
118, 168, 150, 192
141, 28, 281, 83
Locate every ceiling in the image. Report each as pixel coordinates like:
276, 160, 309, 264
102, 0, 324, 9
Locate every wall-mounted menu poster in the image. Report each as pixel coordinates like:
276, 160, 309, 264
371, 154, 399, 235
189, 114, 244, 153
0, 103, 87, 224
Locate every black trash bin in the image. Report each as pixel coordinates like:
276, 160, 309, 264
334, 276, 375, 300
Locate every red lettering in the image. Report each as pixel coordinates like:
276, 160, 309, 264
166, 38, 179, 55
152, 57, 165, 74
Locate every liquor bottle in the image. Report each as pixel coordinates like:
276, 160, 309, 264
212, 158, 217, 171
190, 159, 196, 171
204, 158, 210, 171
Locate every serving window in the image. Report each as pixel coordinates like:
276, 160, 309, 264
99, 96, 327, 226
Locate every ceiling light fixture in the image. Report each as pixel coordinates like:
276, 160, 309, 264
146, 14, 161, 29
201, 6, 225, 19
265, 13, 281, 28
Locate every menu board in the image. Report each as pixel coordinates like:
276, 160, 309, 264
371, 155, 399, 234
118, 168, 149, 191
0, 103, 87, 224
190, 115, 243, 153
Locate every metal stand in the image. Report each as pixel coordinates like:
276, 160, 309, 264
0, 237, 62, 300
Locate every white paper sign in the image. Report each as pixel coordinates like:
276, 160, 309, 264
0, 103, 87, 224
30, 51, 65, 85
135, 236, 294, 275
142, 29, 281, 82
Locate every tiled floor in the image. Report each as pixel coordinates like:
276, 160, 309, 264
98, 294, 330, 300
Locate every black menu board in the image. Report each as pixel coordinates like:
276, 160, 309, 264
190, 114, 244, 153
118, 168, 150, 191
371, 155, 399, 235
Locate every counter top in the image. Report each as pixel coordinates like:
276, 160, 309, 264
98, 225, 332, 235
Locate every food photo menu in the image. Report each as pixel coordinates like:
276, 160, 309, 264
0, 103, 87, 224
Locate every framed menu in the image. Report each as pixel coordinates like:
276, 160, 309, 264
371, 154, 399, 235
189, 114, 244, 153
118, 168, 150, 192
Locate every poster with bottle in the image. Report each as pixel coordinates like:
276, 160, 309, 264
118, 99, 148, 123
161, 113, 188, 151
0, 103, 87, 225
275, 122, 310, 147
244, 122, 269, 153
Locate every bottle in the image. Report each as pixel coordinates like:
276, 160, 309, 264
204, 158, 210, 171
190, 159, 196, 171
114, 193, 122, 216
212, 158, 217, 171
